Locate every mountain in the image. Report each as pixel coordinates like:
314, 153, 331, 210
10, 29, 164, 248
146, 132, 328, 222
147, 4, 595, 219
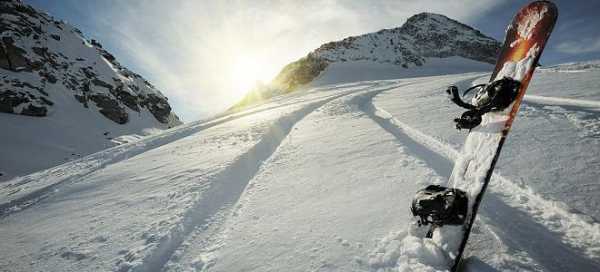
231, 13, 501, 110
0, 0, 182, 181
539, 59, 600, 72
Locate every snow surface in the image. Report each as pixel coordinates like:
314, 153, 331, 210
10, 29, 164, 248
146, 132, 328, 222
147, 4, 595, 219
309, 57, 492, 87
539, 60, 600, 73
1, 61, 600, 272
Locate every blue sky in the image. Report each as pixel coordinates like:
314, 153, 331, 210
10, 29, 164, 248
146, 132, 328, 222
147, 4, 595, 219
25, 0, 600, 122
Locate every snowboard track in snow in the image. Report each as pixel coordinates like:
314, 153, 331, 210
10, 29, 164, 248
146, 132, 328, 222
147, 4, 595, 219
130, 82, 410, 272
0, 83, 384, 218
2, 74, 599, 271
355, 85, 600, 270
524, 95, 600, 112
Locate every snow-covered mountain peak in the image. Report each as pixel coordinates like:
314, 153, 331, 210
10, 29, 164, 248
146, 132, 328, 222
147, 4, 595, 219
312, 12, 500, 67
232, 12, 500, 111
403, 12, 496, 44
403, 12, 474, 31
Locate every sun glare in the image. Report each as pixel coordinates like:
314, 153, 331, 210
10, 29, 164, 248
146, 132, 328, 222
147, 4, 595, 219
229, 56, 271, 101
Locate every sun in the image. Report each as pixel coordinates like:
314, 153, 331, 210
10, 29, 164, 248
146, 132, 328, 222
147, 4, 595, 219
229, 56, 270, 101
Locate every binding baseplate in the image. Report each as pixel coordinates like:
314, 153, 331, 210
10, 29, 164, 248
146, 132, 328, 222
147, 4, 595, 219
411, 184, 469, 236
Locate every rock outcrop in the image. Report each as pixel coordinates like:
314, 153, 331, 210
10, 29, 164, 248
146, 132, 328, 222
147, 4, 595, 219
273, 13, 500, 93
0, 0, 181, 126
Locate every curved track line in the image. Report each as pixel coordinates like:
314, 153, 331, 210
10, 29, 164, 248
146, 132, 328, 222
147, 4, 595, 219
134, 99, 323, 272
355, 90, 600, 269
467, 75, 600, 112
135, 82, 410, 272
524, 95, 600, 111
0, 82, 389, 217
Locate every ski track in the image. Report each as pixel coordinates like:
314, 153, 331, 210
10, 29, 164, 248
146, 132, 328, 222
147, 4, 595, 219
0, 82, 383, 218
524, 95, 600, 111
357, 86, 600, 270
473, 76, 600, 139
133, 82, 410, 272
3, 74, 599, 271
520, 100, 600, 139
470, 74, 600, 112
468, 215, 544, 272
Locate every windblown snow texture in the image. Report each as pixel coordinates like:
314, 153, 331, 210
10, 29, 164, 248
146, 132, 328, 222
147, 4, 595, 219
1, 62, 600, 272
1, 2, 599, 272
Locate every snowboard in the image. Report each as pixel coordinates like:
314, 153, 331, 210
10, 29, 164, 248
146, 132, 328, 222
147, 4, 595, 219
405, 1, 558, 271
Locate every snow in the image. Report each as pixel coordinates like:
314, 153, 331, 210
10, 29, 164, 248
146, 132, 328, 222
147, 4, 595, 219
371, 89, 600, 270
1, 60, 600, 272
539, 60, 600, 73
0, 88, 168, 182
372, 71, 600, 271
309, 57, 493, 87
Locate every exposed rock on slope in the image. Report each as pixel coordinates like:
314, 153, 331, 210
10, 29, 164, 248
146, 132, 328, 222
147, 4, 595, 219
231, 13, 500, 111
0, 0, 182, 181
277, 13, 500, 92
0, 0, 181, 126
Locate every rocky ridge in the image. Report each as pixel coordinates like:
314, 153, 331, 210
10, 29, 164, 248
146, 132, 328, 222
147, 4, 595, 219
0, 0, 181, 126
231, 12, 501, 111
274, 13, 500, 91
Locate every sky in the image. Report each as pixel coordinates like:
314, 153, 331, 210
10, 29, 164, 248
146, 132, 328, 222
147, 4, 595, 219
25, 0, 600, 122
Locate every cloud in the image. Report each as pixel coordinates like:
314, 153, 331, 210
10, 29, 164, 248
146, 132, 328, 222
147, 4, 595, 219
85, 0, 503, 121
555, 37, 600, 54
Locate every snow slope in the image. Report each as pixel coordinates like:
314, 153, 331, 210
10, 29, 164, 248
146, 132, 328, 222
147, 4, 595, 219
1, 64, 600, 271
309, 57, 493, 87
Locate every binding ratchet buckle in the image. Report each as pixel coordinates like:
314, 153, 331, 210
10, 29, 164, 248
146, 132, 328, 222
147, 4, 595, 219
446, 77, 521, 130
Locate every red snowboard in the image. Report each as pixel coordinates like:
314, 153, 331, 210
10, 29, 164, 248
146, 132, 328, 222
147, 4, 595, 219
449, 1, 558, 270
401, 2, 558, 272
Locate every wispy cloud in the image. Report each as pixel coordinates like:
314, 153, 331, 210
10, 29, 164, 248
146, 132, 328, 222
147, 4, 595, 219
85, 0, 502, 121
556, 37, 600, 54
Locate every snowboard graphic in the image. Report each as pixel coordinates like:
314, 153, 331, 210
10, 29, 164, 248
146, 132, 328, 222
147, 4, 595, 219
406, 1, 558, 271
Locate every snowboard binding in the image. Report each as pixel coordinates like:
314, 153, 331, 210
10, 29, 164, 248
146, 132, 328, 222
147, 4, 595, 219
411, 185, 468, 234
447, 77, 521, 130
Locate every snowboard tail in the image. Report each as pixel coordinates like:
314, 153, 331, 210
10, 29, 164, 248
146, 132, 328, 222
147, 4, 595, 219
405, 1, 558, 271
